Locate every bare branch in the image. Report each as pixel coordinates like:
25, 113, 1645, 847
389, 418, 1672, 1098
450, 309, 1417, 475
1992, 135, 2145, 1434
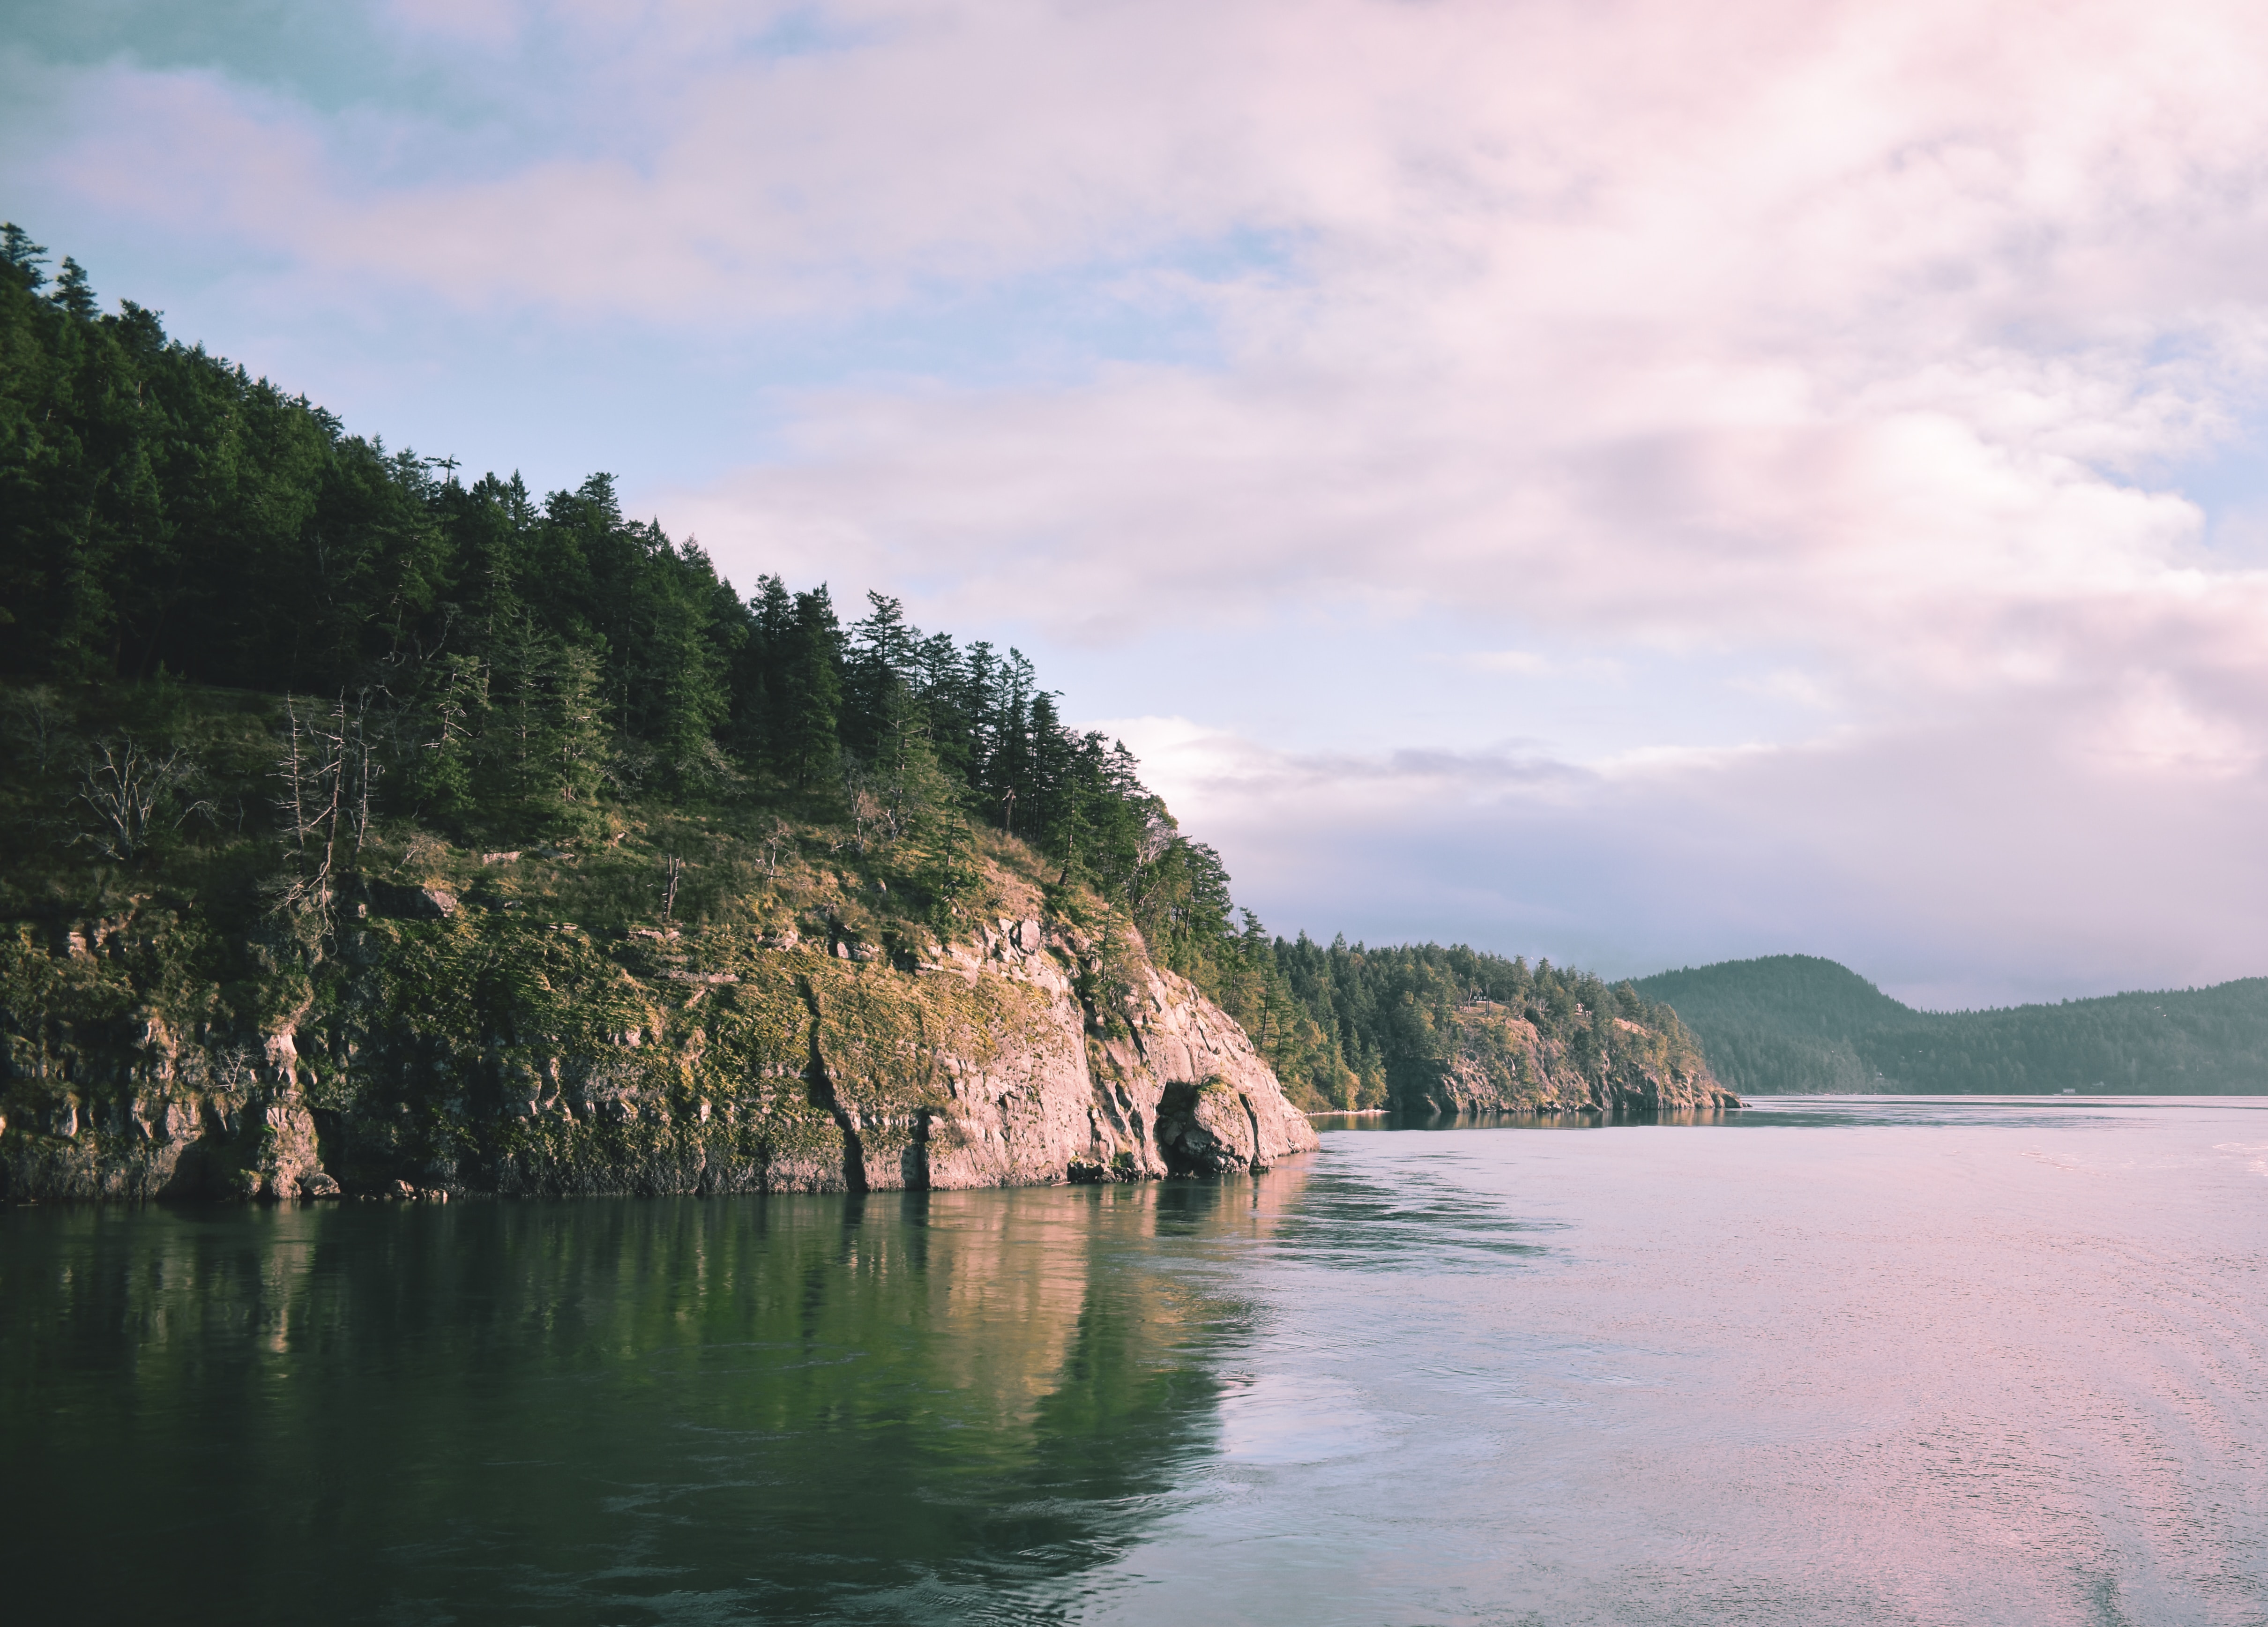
67, 736, 209, 861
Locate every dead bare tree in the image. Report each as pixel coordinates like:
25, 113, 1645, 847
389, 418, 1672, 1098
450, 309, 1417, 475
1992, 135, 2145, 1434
841, 758, 881, 856
69, 736, 211, 861
348, 689, 379, 855
280, 694, 312, 858
270, 693, 356, 918
662, 854, 684, 922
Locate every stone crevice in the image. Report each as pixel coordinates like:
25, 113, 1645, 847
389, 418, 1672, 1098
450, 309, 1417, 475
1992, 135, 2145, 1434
796, 974, 868, 1195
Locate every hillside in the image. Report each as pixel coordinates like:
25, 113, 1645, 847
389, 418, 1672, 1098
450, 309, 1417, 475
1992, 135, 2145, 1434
0, 229, 1731, 1199
0, 679, 1337, 1201
1636, 954, 2268, 1094
1253, 936, 1730, 1117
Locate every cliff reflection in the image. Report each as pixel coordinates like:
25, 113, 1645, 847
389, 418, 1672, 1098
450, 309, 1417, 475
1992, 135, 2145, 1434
0, 1167, 1312, 1624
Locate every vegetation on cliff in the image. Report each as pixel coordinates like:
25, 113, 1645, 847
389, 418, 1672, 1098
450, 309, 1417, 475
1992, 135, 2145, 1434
0, 228, 1722, 1199
1636, 954, 2268, 1094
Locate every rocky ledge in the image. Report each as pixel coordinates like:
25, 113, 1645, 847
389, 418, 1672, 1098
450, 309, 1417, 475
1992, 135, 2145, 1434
0, 899, 1318, 1202
1388, 1000, 1742, 1117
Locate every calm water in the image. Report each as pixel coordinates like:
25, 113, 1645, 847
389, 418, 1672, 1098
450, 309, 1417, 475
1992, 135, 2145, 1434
5, 1097, 2266, 1625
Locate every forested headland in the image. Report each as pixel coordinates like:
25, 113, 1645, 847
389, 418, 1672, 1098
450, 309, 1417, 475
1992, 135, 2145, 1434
1636, 955, 2268, 1095
0, 225, 1723, 1203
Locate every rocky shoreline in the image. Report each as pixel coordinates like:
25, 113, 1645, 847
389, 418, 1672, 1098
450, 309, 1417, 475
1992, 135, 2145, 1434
1, 895, 1319, 1204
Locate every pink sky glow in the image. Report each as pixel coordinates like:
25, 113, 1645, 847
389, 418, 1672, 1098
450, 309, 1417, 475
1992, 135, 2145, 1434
13, 0, 2268, 1002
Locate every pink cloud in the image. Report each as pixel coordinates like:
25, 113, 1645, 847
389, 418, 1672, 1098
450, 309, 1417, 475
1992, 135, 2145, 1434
30, 0, 2268, 991
1100, 702, 2268, 1003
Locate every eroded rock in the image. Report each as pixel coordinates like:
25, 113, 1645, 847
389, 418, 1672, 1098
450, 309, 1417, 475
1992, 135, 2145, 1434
2, 909, 1321, 1202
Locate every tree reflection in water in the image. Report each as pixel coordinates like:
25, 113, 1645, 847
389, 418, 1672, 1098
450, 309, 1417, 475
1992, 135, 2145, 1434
1, 1168, 1313, 1624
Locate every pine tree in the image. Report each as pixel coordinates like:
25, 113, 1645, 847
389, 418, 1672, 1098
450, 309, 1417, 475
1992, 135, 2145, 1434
913, 631, 970, 777
0, 223, 47, 291
731, 573, 795, 760
782, 587, 842, 789
403, 653, 487, 821
549, 641, 611, 814
844, 590, 919, 754
48, 257, 97, 319
986, 649, 1036, 829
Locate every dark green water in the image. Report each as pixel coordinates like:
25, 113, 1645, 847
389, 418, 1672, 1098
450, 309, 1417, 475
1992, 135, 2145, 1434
7, 1098, 2268, 1624
2, 1182, 1261, 1623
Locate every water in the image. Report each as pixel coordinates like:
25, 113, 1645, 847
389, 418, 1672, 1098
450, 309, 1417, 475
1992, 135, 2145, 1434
5, 1097, 2266, 1625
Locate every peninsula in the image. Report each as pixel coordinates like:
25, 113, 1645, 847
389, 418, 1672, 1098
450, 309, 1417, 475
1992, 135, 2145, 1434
0, 231, 1733, 1202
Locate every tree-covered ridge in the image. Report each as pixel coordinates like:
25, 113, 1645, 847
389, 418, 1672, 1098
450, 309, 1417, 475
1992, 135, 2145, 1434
1234, 936, 1710, 1111
1636, 954, 2268, 1094
0, 226, 1223, 933
0, 228, 1713, 1116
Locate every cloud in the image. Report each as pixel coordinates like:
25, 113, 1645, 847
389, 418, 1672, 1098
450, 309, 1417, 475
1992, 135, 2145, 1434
1459, 652, 1555, 677
1101, 707, 2268, 1007
37, 1, 2268, 328
379, 0, 529, 50
23, 0, 2268, 997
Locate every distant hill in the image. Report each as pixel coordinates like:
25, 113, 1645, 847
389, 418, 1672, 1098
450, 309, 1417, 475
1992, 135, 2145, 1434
1634, 955, 2268, 1095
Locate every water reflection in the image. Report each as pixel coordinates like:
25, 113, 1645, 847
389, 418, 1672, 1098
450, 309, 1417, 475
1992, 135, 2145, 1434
1315, 1091, 2268, 1134
1312, 1105, 1744, 1133
14, 1102, 2268, 1624
0, 1172, 1309, 1625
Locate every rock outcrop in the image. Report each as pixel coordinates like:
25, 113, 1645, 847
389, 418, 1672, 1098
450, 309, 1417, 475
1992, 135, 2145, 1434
1389, 1001, 1739, 1116
0, 902, 1318, 1202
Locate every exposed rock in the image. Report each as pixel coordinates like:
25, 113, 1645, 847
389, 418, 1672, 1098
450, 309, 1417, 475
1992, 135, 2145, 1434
365, 881, 458, 919
902, 917, 1318, 1189
1390, 1001, 1739, 1115
3, 902, 1318, 1202
1156, 1079, 1262, 1174
247, 1090, 327, 1201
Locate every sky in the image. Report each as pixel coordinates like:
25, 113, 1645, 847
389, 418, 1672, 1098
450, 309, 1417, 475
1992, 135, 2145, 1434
11, 0, 2268, 1008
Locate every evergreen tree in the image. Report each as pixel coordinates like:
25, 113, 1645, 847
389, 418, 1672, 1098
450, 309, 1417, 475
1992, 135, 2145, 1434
730, 571, 795, 760
401, 653, 487, 821
1, 223, 47, 291
781, 587, 843, 789
844, 590, 920, 755
985, 649, 1036, 831
48, 257, 96, 319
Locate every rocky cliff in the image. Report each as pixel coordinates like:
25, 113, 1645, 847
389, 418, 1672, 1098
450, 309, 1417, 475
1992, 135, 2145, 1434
1388, 999, 1740, 1116
0, 894, 1319, 1202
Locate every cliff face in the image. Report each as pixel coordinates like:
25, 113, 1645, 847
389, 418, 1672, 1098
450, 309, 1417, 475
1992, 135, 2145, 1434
0, 898, 1318, 1203
1390, 1001, 1739, 1116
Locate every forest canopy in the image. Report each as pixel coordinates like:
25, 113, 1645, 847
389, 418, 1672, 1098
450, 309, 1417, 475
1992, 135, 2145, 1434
0, 224, 1194, 909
